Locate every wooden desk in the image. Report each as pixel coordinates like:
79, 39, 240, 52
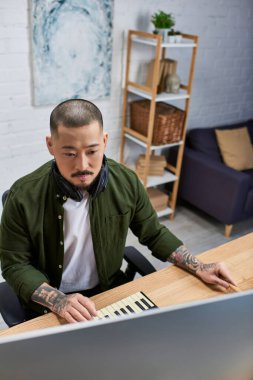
1, 232, 253, 337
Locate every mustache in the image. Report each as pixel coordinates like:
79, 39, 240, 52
71, 170, 94, 177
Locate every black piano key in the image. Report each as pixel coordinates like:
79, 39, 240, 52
135, 301, 145, 311
140, 292, 158, 307
120, 308, 127, 314
114, 311, 120, 316
104, 315, 110, 318
126, 305, 135, 313
141, 298, 155, 309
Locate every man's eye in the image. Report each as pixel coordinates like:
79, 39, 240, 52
64, 153, 76, 157
87, 150, 97, 155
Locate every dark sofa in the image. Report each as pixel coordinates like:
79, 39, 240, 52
179, 119, 253, 237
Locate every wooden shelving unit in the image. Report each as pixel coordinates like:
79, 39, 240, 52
120, 30, 198, 219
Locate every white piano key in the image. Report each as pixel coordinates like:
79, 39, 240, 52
104, 305, 118, 318
109, 302, 125, 317
97, 309, 109, 319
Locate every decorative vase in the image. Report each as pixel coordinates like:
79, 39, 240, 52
165, 73, 181, 94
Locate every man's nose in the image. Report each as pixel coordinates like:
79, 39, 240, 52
76, 153, 89, 170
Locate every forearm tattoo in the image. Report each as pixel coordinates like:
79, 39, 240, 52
32, 283, 68, 314
169, 245, 216, 274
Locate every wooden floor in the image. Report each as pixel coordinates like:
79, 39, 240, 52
1, 203, 253, 330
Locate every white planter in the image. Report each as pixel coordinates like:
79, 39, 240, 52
175, 34, 182, 43
155, 28, 170, 42
168, 35, 176, 43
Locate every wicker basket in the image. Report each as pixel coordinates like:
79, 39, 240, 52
130, 100, 185, 145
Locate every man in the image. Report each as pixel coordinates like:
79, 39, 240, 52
0, 99, 236, 324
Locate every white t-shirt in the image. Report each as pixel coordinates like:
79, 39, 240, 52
59, 193, 99, 293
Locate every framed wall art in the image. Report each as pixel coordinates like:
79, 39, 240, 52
31, 0, 114, 106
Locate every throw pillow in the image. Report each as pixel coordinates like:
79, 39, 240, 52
215, 127, 253, 170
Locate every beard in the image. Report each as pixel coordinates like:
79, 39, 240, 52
75, 183, 90, 191
72, 170, 100, 193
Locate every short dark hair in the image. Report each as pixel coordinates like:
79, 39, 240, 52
50, 99, 103, 134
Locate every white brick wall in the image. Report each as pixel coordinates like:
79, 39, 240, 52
0, 0, 253, 213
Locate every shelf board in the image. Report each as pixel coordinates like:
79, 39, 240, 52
127, 85, 190, 101
125, 133, 183, 150
132, 36, 197, 48
126, 164, 177, 187
156, 207, 174, 218
144, 171, 177, 187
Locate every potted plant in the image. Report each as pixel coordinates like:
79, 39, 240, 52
151, 10, 175, 42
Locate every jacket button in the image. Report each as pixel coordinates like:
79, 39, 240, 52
60, 241, 63, 246
59, 264, 62, 269
58, 215, 62, 220
63, 196, 67, 201
44, 310, 48, 314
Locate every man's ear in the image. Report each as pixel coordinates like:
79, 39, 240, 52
46, 136, 54, 156
103, 132, 108, 149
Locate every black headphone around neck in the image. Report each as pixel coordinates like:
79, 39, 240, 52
52, 156, 108, 201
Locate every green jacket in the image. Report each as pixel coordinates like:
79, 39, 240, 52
0, 159, 182, 314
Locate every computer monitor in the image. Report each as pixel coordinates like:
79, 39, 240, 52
0, 289, 253, 380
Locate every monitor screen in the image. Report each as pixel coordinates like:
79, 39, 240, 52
0, 290, 253, 380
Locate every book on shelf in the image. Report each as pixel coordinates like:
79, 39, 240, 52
147, 187, 169, 211
136, 154, 167, 177
145, 58, 177, 93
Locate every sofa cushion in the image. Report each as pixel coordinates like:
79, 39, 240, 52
215, 127, 253, 171
187, 128, 221, 161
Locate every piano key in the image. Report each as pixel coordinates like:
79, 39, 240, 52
103, 305, 118, 318
140, 292, 157, 308
97, 310, 105, 319
98, 308, 111, 319
132, 292, 156, 309
130, 293, 150, 310
126, 305, 135, 313
115, 300, 133, 315
121, 297, 142, 313
110, 303, 125, 317
135, 300, 146, 311
141, 297, 155, 309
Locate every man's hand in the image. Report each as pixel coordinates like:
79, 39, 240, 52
31, 283, 97, 323
169, 245, 237, 289
195, 261, 237, 289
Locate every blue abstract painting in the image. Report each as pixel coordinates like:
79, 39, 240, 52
31, 0, 113, 106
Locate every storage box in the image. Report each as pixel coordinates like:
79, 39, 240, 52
147, 187, 169, 211
130, 100, 185, 145
136, 154, 166, 177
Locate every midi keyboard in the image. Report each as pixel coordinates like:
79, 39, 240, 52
94, 291, 157, 320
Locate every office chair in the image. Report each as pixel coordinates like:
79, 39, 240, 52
0, 190, 156, 327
